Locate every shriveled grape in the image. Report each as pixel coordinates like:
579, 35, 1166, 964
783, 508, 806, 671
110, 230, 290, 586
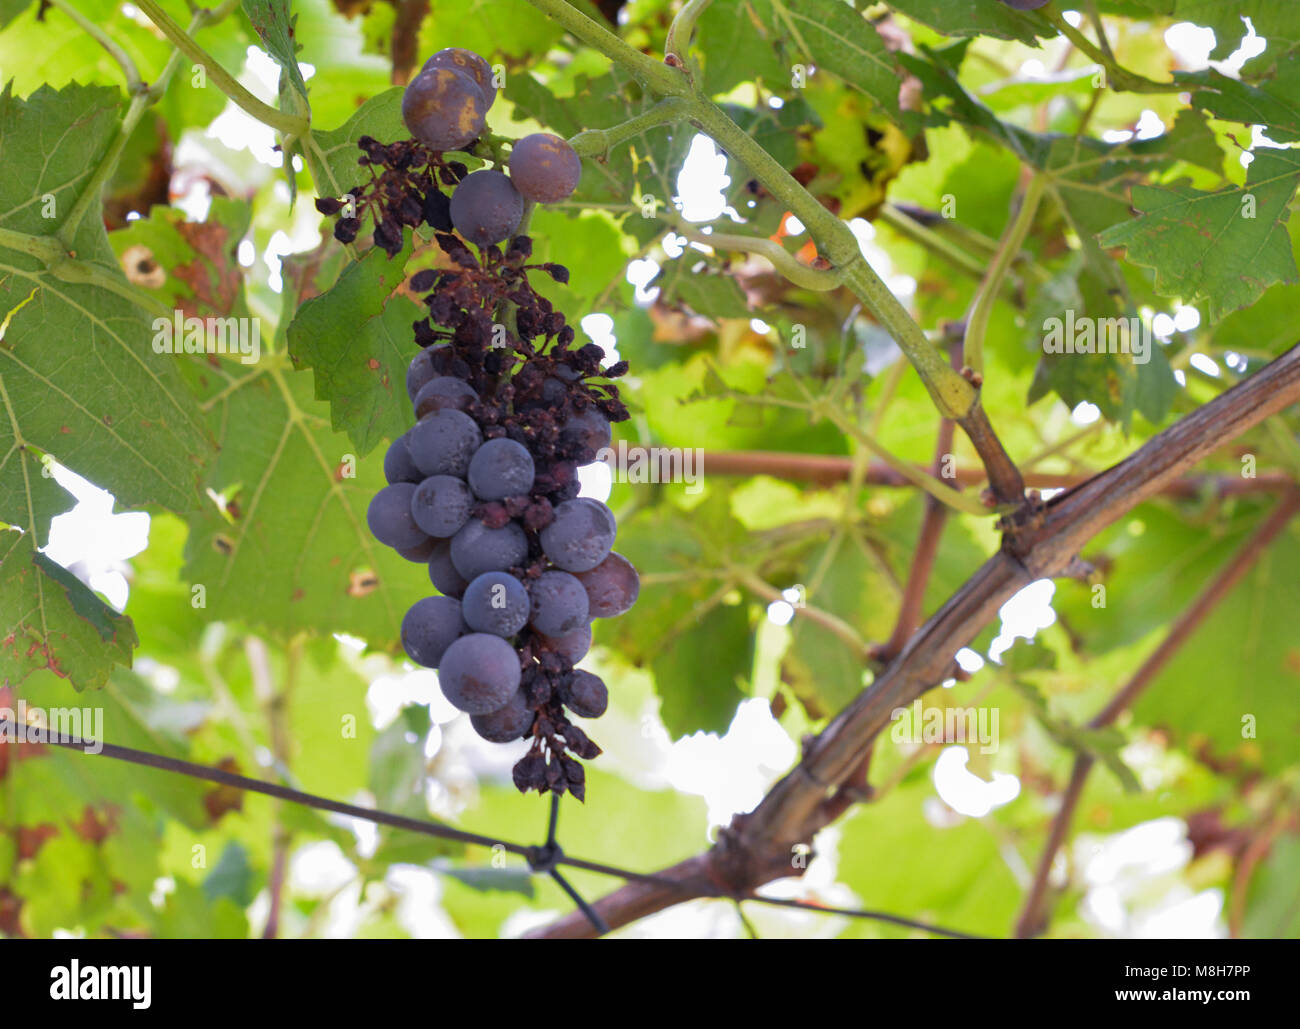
559, 407, 612, 456
576, 552, 639, 618
438, 633, 521, 714
560, 670, 608, 718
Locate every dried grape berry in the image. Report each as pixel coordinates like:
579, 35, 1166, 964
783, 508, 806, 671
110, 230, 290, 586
560, 670, 608, 718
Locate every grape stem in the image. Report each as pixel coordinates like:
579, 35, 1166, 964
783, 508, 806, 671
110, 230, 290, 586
568, 97, 691, 160
133, 0, 310, 136
1045, 9, 1183, 93
665, 216, 844, 292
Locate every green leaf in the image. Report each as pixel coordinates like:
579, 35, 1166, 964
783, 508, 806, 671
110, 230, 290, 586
202, 840, 255, 906
0, 531, 137, 689
1184, 55, 1300, 145
241, 0, 308, 102
1098, 149, 1300, 321
0, 83, 213, 526
1242, 836, 1300, 938
1175, 0, 1300, 69
286, 241, 421, 455
180, 358, 430, 643
888, 0, 1053, 45
306, 88, 406, 206
652, 601, 752, 739
673, 270, 753, 321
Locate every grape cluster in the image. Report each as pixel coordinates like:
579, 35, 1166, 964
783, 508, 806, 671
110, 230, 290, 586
318, 48, 584, 257
339, 49, 637, 800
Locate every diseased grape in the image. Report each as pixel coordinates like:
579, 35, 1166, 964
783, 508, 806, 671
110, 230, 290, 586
402, 66, 488, 151
438, 633, 521, 714
407, 408, 483, 477
462, 571, 530, 637
528, 570, 590, 637
449, 169, 524, 247
414, 375, 476, 417
508, 132, 582, 203
410, 474, 473, 538
400, 595, 465, 668
423, 48, 497, 108
470, 688, 534, 742
575, 552, 639, 618
540, 497, 615, 572
428, 538, 469, 598
559, 407, 612, 456
468, 437, 535, 500
560, 670, 607, 718
450, 519, 529, 580
367, 482, 430, 550
384, 433, 421, 484
539, 623, 591, 664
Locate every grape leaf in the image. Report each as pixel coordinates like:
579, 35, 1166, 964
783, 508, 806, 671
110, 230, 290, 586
286, 241, 421, 455
888, 0, 1052, 45
1242, 836, 1300, 938
0, 82, 213, 528
241, 0, 308, 102
306, 87, 406, 207
0, 531, 136, 689
1175, 0, 1300, 69
180, 355, 431, 643
1097, 148, 1300, 321
1184, 56, 1300, 146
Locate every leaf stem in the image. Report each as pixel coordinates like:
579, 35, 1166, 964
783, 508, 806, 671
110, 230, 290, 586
667, 217, 844, 291
964, 171, 1047, 375
568, 97, 691, 159
1046, 9, 1181, 94
47, 0, 143, 95
134, 0, 309, 136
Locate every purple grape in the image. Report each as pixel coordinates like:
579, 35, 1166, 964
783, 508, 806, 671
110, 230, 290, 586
400, 596, 466, 668
414, 375, 477, 417
402, 66, 488, 151
528, 570, 589, 637
438, 633, 521, 714
423, 48, 497, 108
575, 552, 638, 618
470, 688, 534, 743
397, 538, 437, 563
467, 437, 535, 500
450, 169, 524, 247
560, 670, 607, 718
540, 497, 616, 573
462, 571, 530, 637
384, 433, 422, 485
410, 474, 473, 538
407, 408, 483, 478
539, 623, 592, 664
449, 519, 529, 580
428, 538, 468, 598
367, 482, 430, 550
560, 407, 612, 457
406, 345, 446, 402
509, 132, 582, 203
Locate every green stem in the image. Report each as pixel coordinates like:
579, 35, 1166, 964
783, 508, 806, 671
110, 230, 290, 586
878, 204, 994, 282
964, 171, 1046, 375
668, 218, 843, 291
48, 0, 142, 95
134, 0, 309, 136
665, 0, 714, 64
1046, 10, 1180, 94
568, 97, 690, 159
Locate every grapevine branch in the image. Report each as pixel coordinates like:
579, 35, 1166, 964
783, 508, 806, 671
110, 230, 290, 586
524, 341, 1300, 938
1013, 487, 1300, 938
0, 717, 976, 939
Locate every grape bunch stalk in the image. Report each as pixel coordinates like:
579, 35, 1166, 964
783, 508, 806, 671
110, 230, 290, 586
320, 48, 638, 800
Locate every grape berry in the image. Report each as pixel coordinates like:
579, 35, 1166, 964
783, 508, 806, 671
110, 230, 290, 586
334, 48, 637, 799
